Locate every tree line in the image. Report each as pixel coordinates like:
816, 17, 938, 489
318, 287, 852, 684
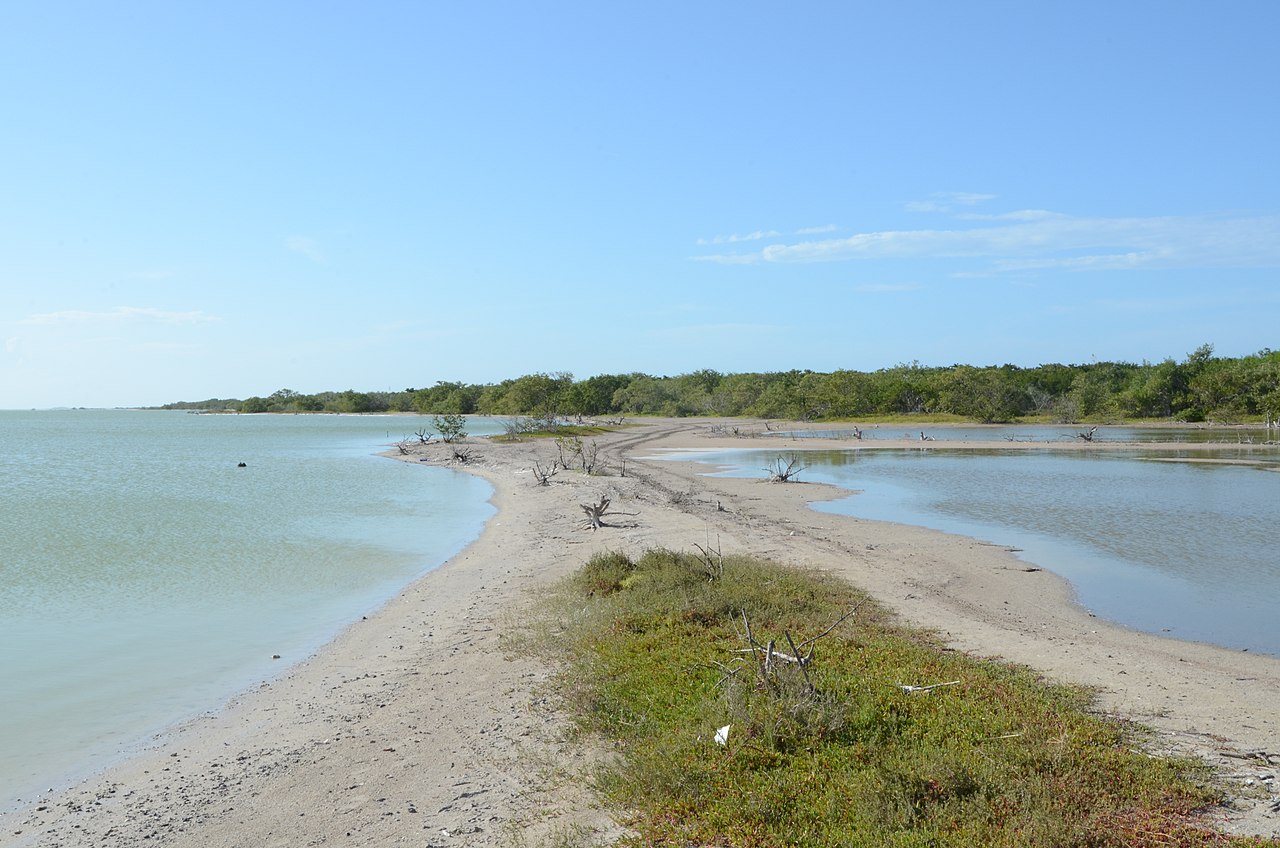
160, 344, 1280, 424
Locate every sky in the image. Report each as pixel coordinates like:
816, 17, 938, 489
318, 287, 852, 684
2, 2, 1278, 408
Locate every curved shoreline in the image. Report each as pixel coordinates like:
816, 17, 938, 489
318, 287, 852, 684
4, 420, 1277, 845
650, 439, 1280, 658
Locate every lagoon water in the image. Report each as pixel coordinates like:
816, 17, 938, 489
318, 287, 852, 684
0, 410, 500, 808
672, 445, 1280, 658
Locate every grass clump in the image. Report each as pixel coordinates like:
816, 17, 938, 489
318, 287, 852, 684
533, 549, 1260, 847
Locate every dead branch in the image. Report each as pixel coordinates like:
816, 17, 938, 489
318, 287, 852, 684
728, 645, 807, 665
728, 606, 858, 697
785, 631, 815, 693
414, 428, 434, 445
531, 460, 558, 486
764, 453, 806, 483
796, 603, 864, 652
554, 435, 581, 470
709, 658, 746, 689
692, 537, 724, 581
580, 495, 612, 530
580, 439, 601, 474
898, 680, 960, 694
450, 446, 474, 464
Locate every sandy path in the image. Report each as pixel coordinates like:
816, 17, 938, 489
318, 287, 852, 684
4, 420, 1278, 845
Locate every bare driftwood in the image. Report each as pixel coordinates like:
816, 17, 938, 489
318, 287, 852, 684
414, 428, 434, 445
764, 454, 805, 483
531, 460, 558, 486
579, 495, 612, 530
898, 680, 960, 694
450, 446, 474, 464
578, 494, 639, 530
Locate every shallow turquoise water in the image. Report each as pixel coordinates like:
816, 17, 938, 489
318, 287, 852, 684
665, 444, 1280, 657
0, 411, 500, 807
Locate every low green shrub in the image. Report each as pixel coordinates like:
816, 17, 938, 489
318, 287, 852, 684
530, 549, 1259, 847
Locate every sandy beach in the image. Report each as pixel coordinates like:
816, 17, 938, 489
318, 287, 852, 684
4, 420, 1278, 846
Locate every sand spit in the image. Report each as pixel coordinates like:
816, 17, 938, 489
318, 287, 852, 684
4, 419, 1277, 845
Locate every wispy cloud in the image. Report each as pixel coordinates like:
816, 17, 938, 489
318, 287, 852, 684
696, 212, 1280, 273
286, 235, 327, 262
905, 191, 997, 213
956, 209, 1061, 222
695, 224, 840, 253
696, 230, 782, 246
23, 307, 219, 325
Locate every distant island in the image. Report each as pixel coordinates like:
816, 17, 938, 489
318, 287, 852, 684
159, 344, 1279, 425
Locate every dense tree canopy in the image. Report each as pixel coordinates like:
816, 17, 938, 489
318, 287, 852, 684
161, 346, 1280, 424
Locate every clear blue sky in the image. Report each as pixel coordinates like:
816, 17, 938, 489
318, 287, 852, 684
3, 2, 1277, 408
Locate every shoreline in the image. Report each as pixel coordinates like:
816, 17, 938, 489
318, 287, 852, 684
5, 419, 1277, 845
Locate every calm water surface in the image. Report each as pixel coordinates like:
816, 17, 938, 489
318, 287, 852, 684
0, 411, 501, 808
667, 444, 1280, 657
779, 424, 1277, 444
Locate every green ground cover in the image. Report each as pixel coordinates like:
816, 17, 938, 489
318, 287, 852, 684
528, 549, 1268, 847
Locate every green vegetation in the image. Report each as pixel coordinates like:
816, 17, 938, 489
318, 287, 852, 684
432, 412, 468, 443
525, 549, 1261, 847
160, 344, 1280, 424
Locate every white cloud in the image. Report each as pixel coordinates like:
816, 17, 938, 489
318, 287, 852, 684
696, 224, 838, 248
286, 235, 327, 262
695, 230, 782, 246
956, 209, 1062, 222
701, 212, 1280, 273
23, 307, 218, 325
906, 192, 997, 213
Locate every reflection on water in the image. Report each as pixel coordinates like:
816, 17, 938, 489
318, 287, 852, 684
777, 424, 1278, 445
670, 445, 1280, 657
